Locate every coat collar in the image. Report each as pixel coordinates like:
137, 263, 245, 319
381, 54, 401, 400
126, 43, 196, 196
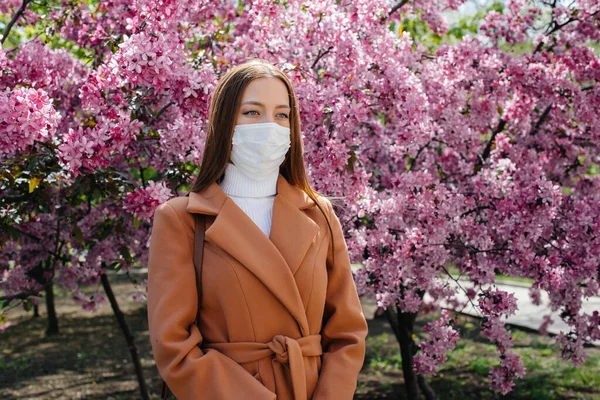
186, 174, 316, 215
186, 174, 319, 336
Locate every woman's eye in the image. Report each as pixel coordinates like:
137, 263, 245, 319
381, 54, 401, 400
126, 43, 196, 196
277, 113, 289, 119
243, 110, 259, 116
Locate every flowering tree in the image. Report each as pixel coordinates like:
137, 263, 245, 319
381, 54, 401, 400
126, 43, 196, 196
349, 1, 600, 396
1, 0, 598, 398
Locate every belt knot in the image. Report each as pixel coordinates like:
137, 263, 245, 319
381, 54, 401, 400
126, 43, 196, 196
202, 334, 323, 400
267, 334, 291, 363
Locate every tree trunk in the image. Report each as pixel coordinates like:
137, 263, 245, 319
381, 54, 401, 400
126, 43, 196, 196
44, 279, 59, 335
385, 304, 437, 400
100, 272, 150, 400
417, 374, 437, 400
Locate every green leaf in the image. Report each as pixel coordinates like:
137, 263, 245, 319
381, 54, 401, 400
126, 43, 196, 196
587, 162, 599, 177
346, 150, 358, 172
118, 246, 133, 264
23, 298, 33, 312
29, 177, 42, 193
406, 156, 415, 171
73, 225, 83, 245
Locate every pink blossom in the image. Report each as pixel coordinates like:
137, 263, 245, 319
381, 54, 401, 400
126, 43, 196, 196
478, 289, 518, 318
489, 352, 526, 394
123, 181, 173, 221
0, 87, 61, 156
414, 310, 460, 375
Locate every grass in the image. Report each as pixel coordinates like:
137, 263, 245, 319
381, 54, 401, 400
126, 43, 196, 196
443, 264, 535, 286
495, 273, 535, 285
366, 333, 403, 371
2, 274, 599, 399
357, 311, 600, 400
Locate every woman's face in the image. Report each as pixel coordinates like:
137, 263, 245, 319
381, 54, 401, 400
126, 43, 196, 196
236, 77, 291, 128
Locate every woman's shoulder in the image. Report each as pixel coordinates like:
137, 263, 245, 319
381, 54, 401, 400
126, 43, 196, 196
307, 194, 340, 227
152, 195, 195, 231
312, 194, 349, 224
155, 195, 189, 214
313, 194, 333, 211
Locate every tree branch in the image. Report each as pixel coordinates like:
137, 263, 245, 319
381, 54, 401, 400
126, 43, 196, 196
472, 118, 507, 175
530, 103, 552, 136
440, 265, 483, 318
460, 205, 491, 218
407, 140, 431, 172
389, 0, 410, 17
150, 101, 175, 125
2, 194, 31, 203
533, 40, 545, 55
311, 46, 334, 71
0, 290, 42, 303
1, 0, 33, 45
534, 8, 600, 54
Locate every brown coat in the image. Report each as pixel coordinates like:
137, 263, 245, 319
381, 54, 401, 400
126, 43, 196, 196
147, 174, 368, 400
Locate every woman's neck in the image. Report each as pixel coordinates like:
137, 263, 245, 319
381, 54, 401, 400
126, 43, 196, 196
219, 163, 278, 198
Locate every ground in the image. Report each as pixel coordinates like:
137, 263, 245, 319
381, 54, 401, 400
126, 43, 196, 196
1, 272, 599, 399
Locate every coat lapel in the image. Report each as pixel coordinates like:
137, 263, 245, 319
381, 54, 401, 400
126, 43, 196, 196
186, 174, 319, 335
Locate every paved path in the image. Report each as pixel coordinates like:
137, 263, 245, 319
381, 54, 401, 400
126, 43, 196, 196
429, 280, 600, 346
351, 264, 599, 346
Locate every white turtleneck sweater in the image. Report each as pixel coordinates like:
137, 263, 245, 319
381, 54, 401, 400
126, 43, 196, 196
219, 162, 278, 238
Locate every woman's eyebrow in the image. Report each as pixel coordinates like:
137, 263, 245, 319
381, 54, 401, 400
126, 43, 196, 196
241, 100, 290, 109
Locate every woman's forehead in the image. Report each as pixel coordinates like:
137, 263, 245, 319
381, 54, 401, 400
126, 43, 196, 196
241, 77, 289, 106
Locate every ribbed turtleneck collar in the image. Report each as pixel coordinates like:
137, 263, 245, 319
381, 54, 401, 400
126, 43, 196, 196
219, 163, 278, 198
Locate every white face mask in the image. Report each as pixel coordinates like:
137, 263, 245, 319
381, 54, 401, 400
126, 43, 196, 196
230, 122, 291, 180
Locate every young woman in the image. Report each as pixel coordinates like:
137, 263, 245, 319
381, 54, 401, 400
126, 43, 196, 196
147, 59, 368, 400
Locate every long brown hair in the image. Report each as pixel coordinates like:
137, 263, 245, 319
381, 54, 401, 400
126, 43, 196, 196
188, 59, 334, 255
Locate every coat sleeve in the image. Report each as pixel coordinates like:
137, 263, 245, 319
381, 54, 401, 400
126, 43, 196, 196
147, 202, 276, 400
312, 199, 368, 400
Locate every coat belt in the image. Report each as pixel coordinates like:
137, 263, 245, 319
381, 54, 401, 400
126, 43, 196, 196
203, 334, 323, 400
